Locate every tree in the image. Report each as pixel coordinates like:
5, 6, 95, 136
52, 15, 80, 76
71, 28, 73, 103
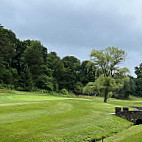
74, 82, 83, 94
83, 82, 96, 95
36, 75, 54, 91
90, 47, 129, 103
46, 52, 64, 89
116, 75, 136, 98
79, 61, 96, 85
134, 63, 142, 96
13, 40, 27, 74
135, 63, 142, 78
95, 75, 118, 97
18, 65, 33, 91
22, 40, 47, 80
135, 78, 142, 96
0, 25, 18, 67
62, 56, 81, 90
0, 25, 19, 88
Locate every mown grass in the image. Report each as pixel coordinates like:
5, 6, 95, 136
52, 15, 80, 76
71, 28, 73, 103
104, 125, 142, 142
0, 89, 142, 142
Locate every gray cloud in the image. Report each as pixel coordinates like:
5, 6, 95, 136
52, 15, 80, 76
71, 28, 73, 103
0, 0, 142, 76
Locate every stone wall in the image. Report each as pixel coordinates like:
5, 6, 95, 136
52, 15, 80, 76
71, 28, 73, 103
115, 107, 142, 123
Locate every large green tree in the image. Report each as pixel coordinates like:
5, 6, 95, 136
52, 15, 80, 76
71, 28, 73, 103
46, 52, 64, 90
90, 47, 129, 103
79, 61, 96, 85
0, 25, 19, 86
0, 25, 17, 67
22, 40, 47, 78
62, 56, 81, 90
20, 40, 48, 90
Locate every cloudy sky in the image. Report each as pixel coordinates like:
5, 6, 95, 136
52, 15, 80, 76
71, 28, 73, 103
0, 0, 142, 76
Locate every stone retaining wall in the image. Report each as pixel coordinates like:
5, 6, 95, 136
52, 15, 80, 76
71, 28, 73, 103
115, 107, 142, 123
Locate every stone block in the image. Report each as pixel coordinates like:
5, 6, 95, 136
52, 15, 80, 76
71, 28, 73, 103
115, 107, 121, 114
123, 107, 129, 112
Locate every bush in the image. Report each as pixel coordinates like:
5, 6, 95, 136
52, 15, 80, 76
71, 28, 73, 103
74, 82, 83, 95
16, 87, 24, 91
83, 82, 96, 95
0, 84, 4, 89
36, 75, 54, 91
61, 89, 68, 95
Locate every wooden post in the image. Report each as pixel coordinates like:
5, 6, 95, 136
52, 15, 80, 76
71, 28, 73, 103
102, 136, 103, 142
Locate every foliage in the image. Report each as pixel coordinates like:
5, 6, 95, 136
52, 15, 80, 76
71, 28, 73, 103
95, 75, 118, 96
0, 25, 17, 67
46, 52, 64, 89
61, 88, 68, 95
90, 47, 128, 78
90, 47, 129, 102
18, 65, 33, 91
134, 63, 142, 96
115, 76, 135, 98
22, 40, 46, 77
135, 63, 142, 78
73, 82, 83, 94
83, 82, 96, 95
0, 24, 141, 98
61, 56, 81, 90
79, 61, 96, 85
36, 75, 54, 91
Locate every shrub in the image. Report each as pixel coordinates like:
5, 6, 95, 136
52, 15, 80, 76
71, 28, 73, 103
61, 89, 68, 95
0, 84, 4, 89
36, 75, 54, 91
74, 82, 83, 95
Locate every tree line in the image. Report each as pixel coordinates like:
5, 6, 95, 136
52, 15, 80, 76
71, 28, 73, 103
0, 25, 142, 100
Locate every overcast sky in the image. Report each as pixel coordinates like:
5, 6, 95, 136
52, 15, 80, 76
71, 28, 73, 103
0, 0, 142, 76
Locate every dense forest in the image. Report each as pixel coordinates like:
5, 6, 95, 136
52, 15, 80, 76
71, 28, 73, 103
0, 25, 142, 98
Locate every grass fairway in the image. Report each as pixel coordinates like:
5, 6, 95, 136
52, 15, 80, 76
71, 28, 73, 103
0, 89, 142, 142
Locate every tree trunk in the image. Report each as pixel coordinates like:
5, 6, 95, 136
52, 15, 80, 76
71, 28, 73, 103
104, 89, 108, 103
104, 95, 107, 103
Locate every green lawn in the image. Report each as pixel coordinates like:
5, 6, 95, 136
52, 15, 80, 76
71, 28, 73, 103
0, 89, 142, 142
104, 125, 142, 142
